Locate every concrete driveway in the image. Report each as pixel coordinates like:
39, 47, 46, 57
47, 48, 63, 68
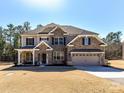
75, 66, 124, 85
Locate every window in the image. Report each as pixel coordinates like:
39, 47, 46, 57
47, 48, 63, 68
26, 38, 34, 46
93, 54, 96, 56
53, 37, 64, 45
53, 51, 64, 61
79, 54, 82, 56
59, 38, 64, 45
97, 54, 99, 56
82, 37, 91, 45
72, 54, 75, 56
85, 37, 89, 45
39, 38, 49, 41
39, 38, 42, 41
90, 54, 92, 56
54, 38, 59, 45
47, 38, 49, 41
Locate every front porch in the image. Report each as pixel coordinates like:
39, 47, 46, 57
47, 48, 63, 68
16, 49, 52, 65
15, 41, 54, 65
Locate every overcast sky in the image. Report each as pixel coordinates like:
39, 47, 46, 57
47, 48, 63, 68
0, 0, 124, 40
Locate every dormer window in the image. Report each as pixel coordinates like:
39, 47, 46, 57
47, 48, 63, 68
82, 37, 91, 45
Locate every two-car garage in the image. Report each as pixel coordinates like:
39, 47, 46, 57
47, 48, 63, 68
71, 53, 100, 65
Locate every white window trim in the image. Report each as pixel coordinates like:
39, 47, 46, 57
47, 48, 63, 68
59, 38, 64, 45
26, 37, 34, 46
84, 36, 89, 45
54, 37, 64, 45
53, 51, 64, 61
54, 37, 59, 45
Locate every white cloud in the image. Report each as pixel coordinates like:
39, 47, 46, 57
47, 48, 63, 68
19, 0, 66, 11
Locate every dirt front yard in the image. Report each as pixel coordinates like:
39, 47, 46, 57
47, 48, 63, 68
0, 65, 124, 93
109, 60, 124, 69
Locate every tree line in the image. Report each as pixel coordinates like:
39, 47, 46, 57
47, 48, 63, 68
0, 22, 123, 62
103, 31, 122, 59
0, 21, 43, 61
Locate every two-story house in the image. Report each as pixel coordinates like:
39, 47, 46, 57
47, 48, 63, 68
15, 23, 107, 66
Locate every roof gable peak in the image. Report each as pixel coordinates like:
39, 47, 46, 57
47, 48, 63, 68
45, 23, 58, 27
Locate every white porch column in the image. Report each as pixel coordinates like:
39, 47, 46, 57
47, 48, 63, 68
18, 51, 21, 65
33, 50, 35, 65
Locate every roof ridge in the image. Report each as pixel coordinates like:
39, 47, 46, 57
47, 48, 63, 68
61, 25, 98, 35
21, 23, 99, 35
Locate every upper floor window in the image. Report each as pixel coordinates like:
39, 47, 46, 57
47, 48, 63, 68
52, 37, 66, 45
54, 38, 59, 45
39, 38, 49, 41
26, 38, 34, 46
59, 38, 64, 45
82, 37, 91, 45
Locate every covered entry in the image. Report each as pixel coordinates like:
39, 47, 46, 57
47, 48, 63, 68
38, 53, 47, 64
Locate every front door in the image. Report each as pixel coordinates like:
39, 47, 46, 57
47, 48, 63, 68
42, 54, 46, 64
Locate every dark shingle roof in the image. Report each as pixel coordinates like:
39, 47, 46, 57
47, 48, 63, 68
19, 46, 35, 49
18, 41, 53, 49
61, 25, 98, 35
38, 27, 55, 34
21, 29, 39, 35
21, 23, 98, 35
71, 49, 103, 52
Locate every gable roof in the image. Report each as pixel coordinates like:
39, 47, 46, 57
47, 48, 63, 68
21, 23, 98, 35
67, 35, 107, 46
49, 26, 67, 34
34, 41, 53, 50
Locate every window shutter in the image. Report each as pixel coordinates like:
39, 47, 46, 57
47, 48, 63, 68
26, 38, 28, 45
32, 38, 34, 45
52, 37, 54, 45
88, 38, 91, 45
64, 37, 66, 45
82, 38, 85, 45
